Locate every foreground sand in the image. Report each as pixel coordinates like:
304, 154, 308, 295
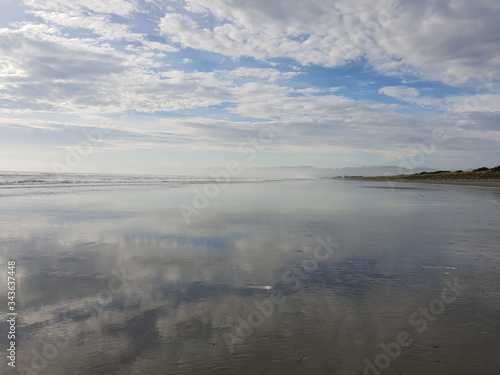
4, 179, 500, 374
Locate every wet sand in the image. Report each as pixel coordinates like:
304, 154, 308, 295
383, 179, 500, 187
336, 178, 500, 188
1, 179, 499, 374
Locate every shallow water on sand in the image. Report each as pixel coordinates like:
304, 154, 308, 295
1, 179, 499, 374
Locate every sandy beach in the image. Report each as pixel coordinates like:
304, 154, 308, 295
396, 179, 500, 187
335, 178, 500, 188
2, 178, 500, 374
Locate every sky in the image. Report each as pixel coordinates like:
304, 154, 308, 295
0, 0, 499, 175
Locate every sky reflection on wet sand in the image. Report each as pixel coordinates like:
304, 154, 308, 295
1, 180, 499, 374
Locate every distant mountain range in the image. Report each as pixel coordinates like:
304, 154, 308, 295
239, 165, 438, 178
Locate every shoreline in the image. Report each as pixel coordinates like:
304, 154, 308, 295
333, 178, 500, 188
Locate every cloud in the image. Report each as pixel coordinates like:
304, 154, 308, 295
25, 2, 179, 52
0, 15, 304, 116
0, 24, 132, 112
225, 67, 301, 82
0, 90, 468, 156
377, 0, 500, 85
0, 23, 234, 113
29, 10, 144, 41
23, 0, 138, 18
158, 0, 500, 85
444, 94, 500, 114
1, 0, 499, 172
379, 86, 442, 108
379, 86, 500, 120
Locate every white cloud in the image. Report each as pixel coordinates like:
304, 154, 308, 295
374, 0, 500, 85
159, 0, 500, 85
379, 86, 442, 108
24, 0, 177, 53
26, 9, 179, 55
23, 0, 138, 18
380, 86, 500, 116
29, 10, 143, 41
0, 21, 219, 114
224, 67, 301, 82
0, 8, 306, 116
0, 89, 452, 154
0, 24, 127, 111
1, 0, 499, 172
143, 41, 178, 53
444, 94, 500, 114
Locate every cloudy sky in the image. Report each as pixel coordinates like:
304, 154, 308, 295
1, 0, 499, 174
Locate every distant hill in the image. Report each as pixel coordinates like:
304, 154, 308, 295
239, 165, 438, 178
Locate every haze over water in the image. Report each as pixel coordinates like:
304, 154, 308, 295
1, 177, 499, 374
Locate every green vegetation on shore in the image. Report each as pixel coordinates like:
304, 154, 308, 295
336, 165, 500, 182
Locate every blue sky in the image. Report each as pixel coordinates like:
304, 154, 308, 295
1, 0, 499, 174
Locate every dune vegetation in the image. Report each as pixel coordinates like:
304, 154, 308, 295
336, 165, 500, 183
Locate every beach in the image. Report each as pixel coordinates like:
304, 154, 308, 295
336, 178, 500, 188
1, 176, 499, 374
2, 0, 500, 373
334, 169, 500, 188
401, 179, 500, 187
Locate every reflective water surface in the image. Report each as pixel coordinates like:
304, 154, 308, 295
1, 179, 499, 374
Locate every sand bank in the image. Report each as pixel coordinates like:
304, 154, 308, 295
334, 178, 500, 188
